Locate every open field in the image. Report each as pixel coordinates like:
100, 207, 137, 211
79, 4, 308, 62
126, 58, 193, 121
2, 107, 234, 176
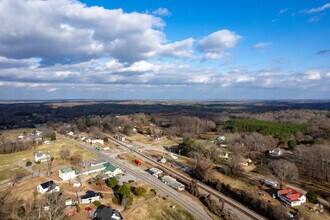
0, 138, 96, 183
125, 197, 195, 220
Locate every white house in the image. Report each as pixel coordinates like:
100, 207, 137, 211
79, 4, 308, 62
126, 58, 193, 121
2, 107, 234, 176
35, 151, 51, 163
91, 139, 104, 145
269, 148, 283, 157
277, 188, 306, 207
217, 136, 226, 141
65, 198, 73, 206
59, 167, 76, 181
37, 180, 60, 194
73, 182, 81, 187
80, 191, 101, 204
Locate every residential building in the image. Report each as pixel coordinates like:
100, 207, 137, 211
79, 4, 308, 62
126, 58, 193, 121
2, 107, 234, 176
37, 180, 60, 194
269, 148, 283, 157
101, 163, 122, 176
277, 188, 306, 207
59, 167, 76, 181
161, 175, 185, 191
65, 198, 73, 206
93, 205, 123, 220
80, 191, 101, 204
115, 135, 125, 141
91, 139, 104, 145
35, 151, 51, 163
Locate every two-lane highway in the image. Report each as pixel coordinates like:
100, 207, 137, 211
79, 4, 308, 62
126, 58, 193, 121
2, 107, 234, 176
64, 136, 214, 220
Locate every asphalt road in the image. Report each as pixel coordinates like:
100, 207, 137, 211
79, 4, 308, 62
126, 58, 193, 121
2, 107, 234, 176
64, 137, 214, 220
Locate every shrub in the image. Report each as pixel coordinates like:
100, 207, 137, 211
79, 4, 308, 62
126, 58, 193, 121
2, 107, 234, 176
93, 201, 101, 207
133, 186, 147, 196
306, 190, 318, 203
106, 178, 119, 189
112, 197, 120, 205
35, 161, 41, 164
99, 192, 104, 198
26, 161, 32, 167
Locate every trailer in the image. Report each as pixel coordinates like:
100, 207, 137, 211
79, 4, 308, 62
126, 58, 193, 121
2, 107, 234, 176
161, 175, 185, 191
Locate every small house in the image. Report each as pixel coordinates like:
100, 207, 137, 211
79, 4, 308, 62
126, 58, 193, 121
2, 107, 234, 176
277, 188, 306, 207
37, 180, 60, 194
59, 167, 76, 181
35, 151, 51, 163
102, 163, 122, 176
80, 191, 101, 204
93, 205, 123, 220
73, 181, 81, 187
94, 142, 109, 151
65, 198, 73, 206
269, 148, 283, 157
217, 136, 226, 141
91, 139, 104, 145
115, 135, 125, 141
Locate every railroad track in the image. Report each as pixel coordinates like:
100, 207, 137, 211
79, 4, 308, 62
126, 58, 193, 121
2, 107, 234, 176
105, 134, 266, 220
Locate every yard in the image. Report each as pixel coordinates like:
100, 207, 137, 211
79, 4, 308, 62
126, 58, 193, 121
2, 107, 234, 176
0, 138, 96, 183
125, 197, 195, 220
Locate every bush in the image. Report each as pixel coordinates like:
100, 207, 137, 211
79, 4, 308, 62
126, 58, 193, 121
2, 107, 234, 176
75, 204, 80, 212
35, 161, 41, 164
99, 192, 104, 198
26, 161, 32, 167
112, 197, 120, 205
50, 131, 56, 141
133, 186, 147, 196
106, 178, 119, 189
306, 190, 318, 203
93, 201, 101, 207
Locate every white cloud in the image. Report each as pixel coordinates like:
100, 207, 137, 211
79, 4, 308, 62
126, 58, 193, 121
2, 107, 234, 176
304, 70, 321, 80
253, 42, 272, 49
152, 8, 171, 16
198, 30, 241, 60
326, 72, 330, 78
301, 3, 330, 14
47, 88, 58, 92
0, 0, 191, 65
279, 8, 289, 14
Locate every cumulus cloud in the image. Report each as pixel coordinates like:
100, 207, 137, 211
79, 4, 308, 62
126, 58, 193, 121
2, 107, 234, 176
301, 3, 330, 14
252, 42, 272, 49
304, 70, 321, 80
0, 0, 191, 65
152, 8, 171, 16
198, 30, 241, 60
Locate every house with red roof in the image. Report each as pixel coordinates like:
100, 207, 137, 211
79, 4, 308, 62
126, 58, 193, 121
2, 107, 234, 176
277, 188, 306, 207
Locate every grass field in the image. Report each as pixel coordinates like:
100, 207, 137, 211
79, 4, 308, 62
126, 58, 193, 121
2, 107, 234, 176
0, 138, 96, 183
125, 197, 195, 220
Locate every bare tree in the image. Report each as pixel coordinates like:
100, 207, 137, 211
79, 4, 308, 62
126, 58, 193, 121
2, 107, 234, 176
70, 152, 83, 166
60, 146, 70, 161
268, 159, 298, 188
190, 152, 214, 182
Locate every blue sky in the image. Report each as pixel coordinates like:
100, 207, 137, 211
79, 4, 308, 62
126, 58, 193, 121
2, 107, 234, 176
0, 0, 329, 100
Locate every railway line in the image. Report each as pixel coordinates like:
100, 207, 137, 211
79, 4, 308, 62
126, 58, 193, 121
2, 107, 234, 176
106, 134, 267, 220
